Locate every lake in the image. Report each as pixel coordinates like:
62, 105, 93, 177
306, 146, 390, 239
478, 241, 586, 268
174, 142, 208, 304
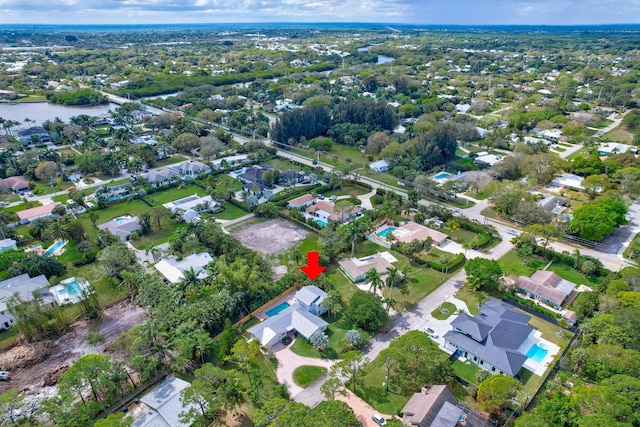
377, 55, 395, 65
0, 102, 118, 126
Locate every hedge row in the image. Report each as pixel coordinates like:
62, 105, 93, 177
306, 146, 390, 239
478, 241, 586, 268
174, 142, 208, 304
278, 210, 322, 234
227, 198, 250, 212
418, 252, 466, 272
506, 292, 560, 319
270, 183, 321, 204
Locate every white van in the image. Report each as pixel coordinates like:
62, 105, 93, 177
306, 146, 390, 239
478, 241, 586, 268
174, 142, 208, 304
372, 413, 386, 425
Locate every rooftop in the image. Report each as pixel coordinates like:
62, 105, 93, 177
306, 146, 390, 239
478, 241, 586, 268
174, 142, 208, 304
154, 252, 213, 284
517, 270, 576, 306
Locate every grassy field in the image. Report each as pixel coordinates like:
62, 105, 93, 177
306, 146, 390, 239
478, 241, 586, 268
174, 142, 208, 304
292, 366, 327, 388
452, 359, 480, 385
565, 147, 588, 160
213, 203, 248, 220
355, 360, 412, 415
32, 179, 73, 196
455, 287, 480, 315
290, 314, 362, 359
444, 227, 482, 245
214, 174, 243, 193
154, 155, 188, 167
601, 125, 634, 143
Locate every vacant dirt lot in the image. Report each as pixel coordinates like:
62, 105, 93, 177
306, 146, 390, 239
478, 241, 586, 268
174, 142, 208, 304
231, 218, 310, 255
0, 303, 146, 395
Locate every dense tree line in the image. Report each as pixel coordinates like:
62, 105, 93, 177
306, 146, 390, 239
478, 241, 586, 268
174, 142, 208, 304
45, 88, 108, 106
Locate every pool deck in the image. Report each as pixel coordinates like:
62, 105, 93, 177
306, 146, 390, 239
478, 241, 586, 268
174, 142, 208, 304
255, 288, 298, 321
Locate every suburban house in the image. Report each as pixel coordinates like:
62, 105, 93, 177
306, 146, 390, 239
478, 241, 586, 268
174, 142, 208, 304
131, 376, 197, 427
367, 220, 448, 249
0, 176, 30, 193
597, 142, 637, 156
247, 286, 329, 348
163, 194, 218, 222
537, 195, 569, 215
338, 252, 397, 283
369, 159, 390, 172
0, 238, 17, 253
17, 203, 62, 223
98, 216, 141, 241
551, 173, 584, 190
88, 183, 135, 204
139, 161, 211, 187
18, 126, 51, 145
211, 154, 249, 169
0, 274, 53, 330
287, 194, 316, 210
154, 252, 213, 284
443, 298, 534, 377
516, 270, 577, 310
234, 165, 274, 194
306, 200, 359, 224
294, 285, 328, 316
401, 385, 487, 427
473, 152, 503, 167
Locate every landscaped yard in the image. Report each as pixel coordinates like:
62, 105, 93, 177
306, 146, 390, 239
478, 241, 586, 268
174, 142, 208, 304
292, 366, 327, 388
444, 227, 482, 245
213, 203, 248, 220
290, 314, 366, 359
154, 155, 188, 167
455, 287, 480, 315
431, 302, 457, 320
452, 359, 480, 385
498, 250, 598, 287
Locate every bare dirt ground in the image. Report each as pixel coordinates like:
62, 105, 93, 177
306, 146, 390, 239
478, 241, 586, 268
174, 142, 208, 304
0, 303, 146, 396
231, 218, 311, 255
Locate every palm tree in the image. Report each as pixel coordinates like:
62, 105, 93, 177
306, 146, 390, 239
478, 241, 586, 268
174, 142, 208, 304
385, 266, 402, 301
47, 218, 70, 241
180, 267, 200, 298
400, 286, 409, 310
345, 219, 366, 257
477, 291, 489, 308
367, 268, 384, 295
384, 297, 397, 313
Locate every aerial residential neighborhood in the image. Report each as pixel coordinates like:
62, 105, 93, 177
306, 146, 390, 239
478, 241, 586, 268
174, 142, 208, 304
0, 17, 639, 427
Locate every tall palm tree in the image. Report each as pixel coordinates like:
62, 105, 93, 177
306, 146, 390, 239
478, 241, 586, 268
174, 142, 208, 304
367, 268, 384, 295
385, 266, 402, 300
47, 218, 70, 241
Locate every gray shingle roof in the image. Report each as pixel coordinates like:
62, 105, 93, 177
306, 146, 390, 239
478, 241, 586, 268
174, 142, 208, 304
248, 303, 328, 346
0, 274, 52, 312
295, 285, 327, 307
134, 376, 194, 427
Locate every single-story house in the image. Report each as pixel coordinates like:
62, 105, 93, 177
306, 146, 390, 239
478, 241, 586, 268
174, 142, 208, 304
537, 195, 569, 214
295, 285, 328, 316
306, 200, 360, 224
0, 238, 17, 253
367, 220, 448, 248
369, 159, 390, 172
516, 270, 576, 310
18, 126, 51, 145
473, 152, 503, 167
154, 252, 213, 284
287, 194, 316, 210
0, 274, 52, 330
597, 142, 637, 156
247, 302, 328, 348
163, 194, 218, 222
338, 252, 397, 283
537, 129, 563, 140
211, 154, 249, 169
562, 310, 578, 326
89, 183, 135, 204
444, 298, 534, 377
132, 376, 197, 427
97, 215, 141, 241
401, 385, 486, 427
0, 176, 30, 193
17, 203, 62, 223
139, 161, 211, 187
524, 136, 554, 146
551, 173, 584, 190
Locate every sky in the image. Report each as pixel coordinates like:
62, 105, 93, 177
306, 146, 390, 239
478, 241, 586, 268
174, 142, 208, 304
0, 0, 639, 26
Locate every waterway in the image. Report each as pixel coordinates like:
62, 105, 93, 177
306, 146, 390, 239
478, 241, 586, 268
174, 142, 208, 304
0, 102, 118, 126
377, 55, 395, 65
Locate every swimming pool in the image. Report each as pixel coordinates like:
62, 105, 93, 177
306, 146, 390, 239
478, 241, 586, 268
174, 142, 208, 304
265, 302, 290, 317
377, 227, 396, 238
59, 280, 82, 297
526, 343, 548, 363
315, 219, 328, 227
44, 240, 67, 257
114, 215, 133, 224
434, 172, 452, 180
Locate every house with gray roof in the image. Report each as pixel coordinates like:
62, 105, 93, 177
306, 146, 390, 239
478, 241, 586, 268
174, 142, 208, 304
0, 238, 17, 253
516, 270, 576, 309
18, 126, 51, 145
132, 376, 197, 427
248, 303, 328, 348
0, 274, 52, 330
98, 216, 141, 241
401, 385, 487, 427
295, 285, 327, 316
444, 298, 534, 377
537, 195, 569, 215
139, 161, 211, 187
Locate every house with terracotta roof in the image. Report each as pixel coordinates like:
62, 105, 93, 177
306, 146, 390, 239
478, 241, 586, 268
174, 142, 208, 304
17, 203, 62, 223
516, 270, 577, 309
287, 193, 316, 210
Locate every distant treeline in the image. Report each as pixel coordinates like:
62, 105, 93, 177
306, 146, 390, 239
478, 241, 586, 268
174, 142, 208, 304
110, 62, 335, 98
46, 88, 108, 106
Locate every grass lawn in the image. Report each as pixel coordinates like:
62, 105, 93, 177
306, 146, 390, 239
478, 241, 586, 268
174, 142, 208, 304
214, 203, 248, 220
292, 366, 327, 388
290, 337, 321, 358
131, 224, 178, 250
355, 361, 412, 415
452, 359, 480, 385
455, 287, 480, 315
431, 302, 457, 320
52, 194, 69, 203
2, 200, 41, 214
59, 259, 127, 306
445, 227, 483, 245
497, 250, 543, 277
154, 155, 188, 167
548, 263, 598, 287
0, 328, 19, 351
498, 250, 597, 287
601, 125, 634, 143
0, 191, 20, 203
570, 292, 589, 310
214, 174, 243, 193
320, 184, 370, 198
566, 147, 588, 160
32, 180, 72, 196
145, 184, 206, 205
290, 314, 361, 359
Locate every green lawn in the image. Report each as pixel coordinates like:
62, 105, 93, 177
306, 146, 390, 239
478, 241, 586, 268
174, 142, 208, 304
214, 174, 243, 193
0, 191, 20, 203
1, 200, 41, 215
431, 302, 457, 320
131, 223, 178, 250
498, 250, 597, 287
455, 287, 480, 315
452, 359, 480, 385
320, 184, 370, 198
292, 366, 327, 388
31, 180, 73, 196
290, 314, 363, 359
52, 194, 69, 203
565, 147, 588, 160
355, 361, 412, 415
213, 203, 248, 220
497, 250, 542, 277
547, 263, 598, 287
145, 184, 206, 205
154, 156, 188, 167
444, 228, 483, 245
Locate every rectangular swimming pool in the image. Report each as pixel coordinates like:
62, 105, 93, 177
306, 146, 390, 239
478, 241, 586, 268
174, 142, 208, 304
265, 302, 290, 317
434, 172, 451, 180
526, 343, 548, 363
315, 219, 328, 227
44, 240, 66, 256
377, 227, 396, 238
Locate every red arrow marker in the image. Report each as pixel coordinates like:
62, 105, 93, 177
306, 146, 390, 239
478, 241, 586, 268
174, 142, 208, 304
300, 251, 326, 281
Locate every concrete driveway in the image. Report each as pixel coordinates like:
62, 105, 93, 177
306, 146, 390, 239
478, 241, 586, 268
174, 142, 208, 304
272, 338, 336, 398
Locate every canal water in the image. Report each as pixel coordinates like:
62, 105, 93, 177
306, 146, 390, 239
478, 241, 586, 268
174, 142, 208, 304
0, 102, 118, 126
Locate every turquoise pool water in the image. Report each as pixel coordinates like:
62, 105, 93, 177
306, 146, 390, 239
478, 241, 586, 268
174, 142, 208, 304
315, 219, 328, 227
114, 216, 132, 224
377, 227, 396, 238
434, 172, 451, 179
526, 343, 548, 363
59, 280, 82, 297
266, 302, 290, 317
44, 240, 65, 256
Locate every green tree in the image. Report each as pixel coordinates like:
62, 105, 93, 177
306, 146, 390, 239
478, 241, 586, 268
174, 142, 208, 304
367, 268, 384, 295
180, 363, 235, 425
464, 258, 503, 292
331, 350, 369, 394
346, 290, 387, 332
94, 413, 133, 427
97, 243, 137, 282
570, 198, 627, 241
477, 374, 518, 418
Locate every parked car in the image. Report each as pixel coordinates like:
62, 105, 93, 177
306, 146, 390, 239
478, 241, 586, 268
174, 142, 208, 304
372, 413, 386, 425
317, 194, 325, 200
0, 371, 10, 381
424, 327, 438, 339
329, 195, 337, 202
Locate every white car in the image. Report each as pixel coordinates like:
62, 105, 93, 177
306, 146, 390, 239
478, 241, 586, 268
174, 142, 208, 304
424, 327, 439, 339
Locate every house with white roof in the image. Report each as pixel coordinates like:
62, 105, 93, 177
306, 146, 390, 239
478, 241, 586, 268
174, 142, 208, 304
0, 274, 52, 330
339, 252, 397, 283
369, 159, 390, 172
154, 252, 213, 284
131, 376, 197, 427
597, 142, 637, 156
247, 286, 329, 348
551, 173, 584, 190
163, 194, 218, 222
0, 239, 17, 253
98, 216, 141, 241
211, 154, 249, 169
473, 152, 503, 167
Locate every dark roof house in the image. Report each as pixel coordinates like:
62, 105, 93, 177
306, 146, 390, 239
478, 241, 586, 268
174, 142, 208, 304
401, 385, 487, 427
444, 298, 533, 377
